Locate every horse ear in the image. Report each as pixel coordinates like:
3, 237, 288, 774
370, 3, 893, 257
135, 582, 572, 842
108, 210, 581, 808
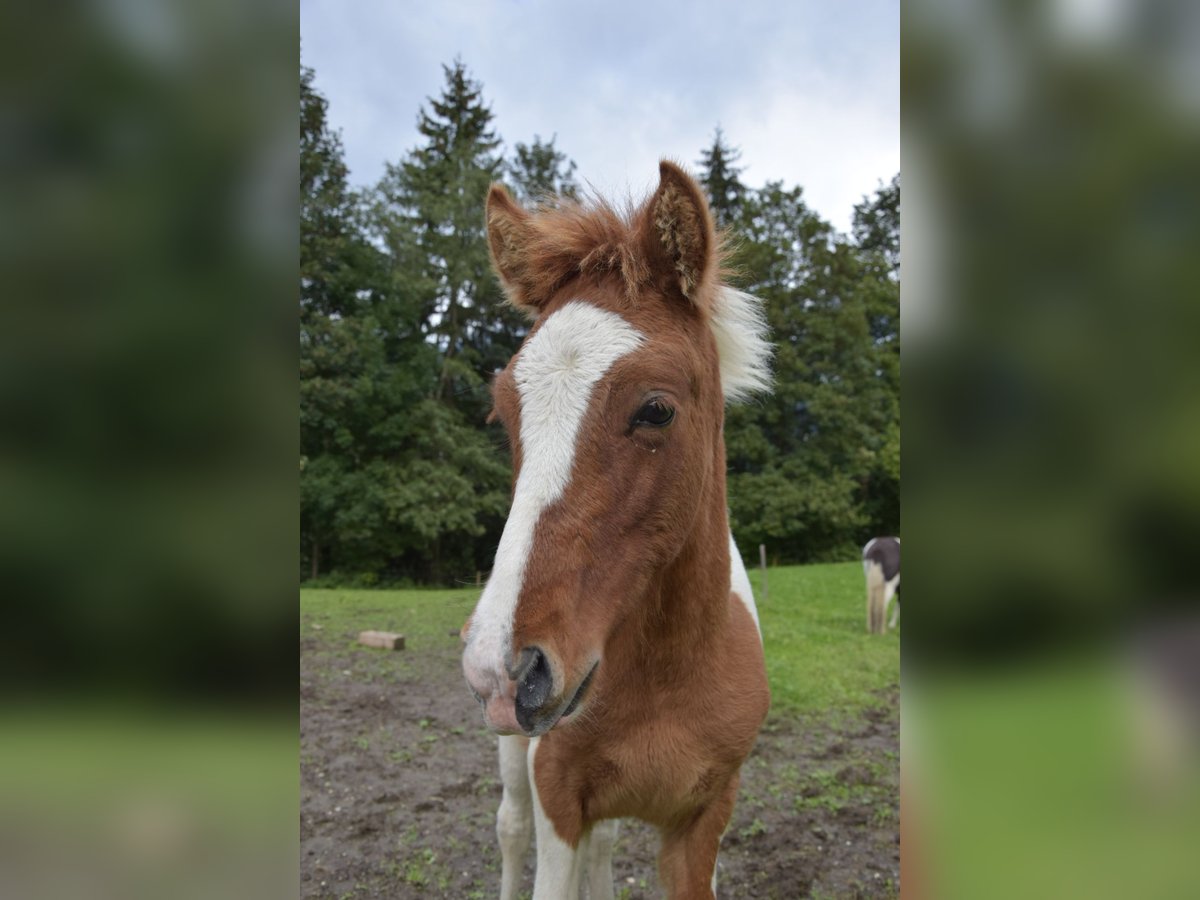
646, 160, 717, 303
486, 183, 542, 315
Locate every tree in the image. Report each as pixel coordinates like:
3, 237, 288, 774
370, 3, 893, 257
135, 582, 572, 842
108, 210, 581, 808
372, 60, 516, 414
697, 127, 748, 229
852, 176, 900, 536
300, 64, 392, 578
508, 134, 578, 204
723, 182, 899, 561
853, 173, 900, 278
301, 65, 367, 320
301, 63, 511, 584
361, 60, 520, 582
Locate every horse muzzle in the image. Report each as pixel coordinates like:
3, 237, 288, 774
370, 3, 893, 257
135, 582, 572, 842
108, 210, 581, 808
465, 641, 598, 737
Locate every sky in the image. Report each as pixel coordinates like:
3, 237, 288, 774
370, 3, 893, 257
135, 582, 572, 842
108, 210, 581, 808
300, 0, 898, 234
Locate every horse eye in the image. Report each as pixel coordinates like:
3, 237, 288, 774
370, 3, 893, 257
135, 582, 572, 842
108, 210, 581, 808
633, 399, 675, 428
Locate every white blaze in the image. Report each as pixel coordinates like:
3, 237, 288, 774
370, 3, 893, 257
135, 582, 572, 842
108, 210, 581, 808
467, 302, 644, 673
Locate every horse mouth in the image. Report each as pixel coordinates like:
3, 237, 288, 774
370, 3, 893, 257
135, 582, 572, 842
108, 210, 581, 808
555, 663, 598, 726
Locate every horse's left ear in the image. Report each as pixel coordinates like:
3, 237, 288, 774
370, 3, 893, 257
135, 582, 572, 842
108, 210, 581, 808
645, 160, 718, 304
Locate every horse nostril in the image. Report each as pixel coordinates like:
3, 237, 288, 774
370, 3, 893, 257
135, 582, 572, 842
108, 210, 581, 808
507, 646, 540, 683
513, 647, 553, 729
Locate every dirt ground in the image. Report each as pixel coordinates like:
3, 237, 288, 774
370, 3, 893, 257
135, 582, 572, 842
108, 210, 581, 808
300, 625, 899, 899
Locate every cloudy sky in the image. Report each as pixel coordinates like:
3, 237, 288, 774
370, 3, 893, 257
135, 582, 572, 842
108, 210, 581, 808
301, 0, 897, 234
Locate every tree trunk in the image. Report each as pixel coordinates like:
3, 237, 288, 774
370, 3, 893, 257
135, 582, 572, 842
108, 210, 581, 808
311, 539, 320, 580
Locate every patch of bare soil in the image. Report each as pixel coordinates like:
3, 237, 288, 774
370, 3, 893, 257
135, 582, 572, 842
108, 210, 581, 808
301, 631, 899, 899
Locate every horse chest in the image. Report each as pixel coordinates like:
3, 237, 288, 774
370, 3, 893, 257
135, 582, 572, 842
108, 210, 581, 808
538, 693, 752, 825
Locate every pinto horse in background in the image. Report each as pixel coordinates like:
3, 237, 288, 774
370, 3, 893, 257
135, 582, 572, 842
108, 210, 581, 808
863, 536, 900, 634
461, 161, 773, 899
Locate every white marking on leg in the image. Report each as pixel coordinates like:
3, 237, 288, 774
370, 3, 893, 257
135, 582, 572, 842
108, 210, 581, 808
728, 532, 761, 640
710, 821, 729, 896
464, 302, 644, 682
575, 829, 592, 898
865, 560, 886, 633
885, 577, 900, 630
497, 735, 533, 900
528, 736, 584, 899
585, 818, 618, 900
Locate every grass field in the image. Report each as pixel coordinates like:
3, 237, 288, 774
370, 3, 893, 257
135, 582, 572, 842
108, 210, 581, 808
755, 562, 900, 717
299, 559, 900, 720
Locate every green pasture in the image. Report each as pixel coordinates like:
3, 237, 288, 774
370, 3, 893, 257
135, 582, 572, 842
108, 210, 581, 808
300, 560, 899, 719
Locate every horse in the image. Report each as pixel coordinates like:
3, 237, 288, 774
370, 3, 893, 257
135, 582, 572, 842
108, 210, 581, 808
460, 160, 772, 899
863, 536, 900, 634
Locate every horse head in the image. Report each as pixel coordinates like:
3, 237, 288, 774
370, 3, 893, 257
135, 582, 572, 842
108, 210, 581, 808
462, 162, 768, 736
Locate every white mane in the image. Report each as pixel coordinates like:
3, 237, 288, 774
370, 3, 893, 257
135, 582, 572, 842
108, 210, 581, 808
710, 286, 773, 403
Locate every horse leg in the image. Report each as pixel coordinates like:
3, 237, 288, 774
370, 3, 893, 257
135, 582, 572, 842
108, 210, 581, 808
863, 561, 874, 633
885, 579, 900, 630
865, 561, 886, 633
497, 735, 533, 900
528, 737, 584, 899
658, 774, 740, 900
710, 824, 728, 895
584, 818, 618, 900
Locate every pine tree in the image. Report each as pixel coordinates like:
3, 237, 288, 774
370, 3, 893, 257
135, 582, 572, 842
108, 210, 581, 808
697, 127, 748, 229
301, 64, 510, 584
364, 60, 517, 582
301, 66, 362, 319
372, 60, 515, 414
508, 134, 578, 204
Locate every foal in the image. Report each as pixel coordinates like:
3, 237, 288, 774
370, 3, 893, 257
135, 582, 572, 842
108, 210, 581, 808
462, 161, 771, 899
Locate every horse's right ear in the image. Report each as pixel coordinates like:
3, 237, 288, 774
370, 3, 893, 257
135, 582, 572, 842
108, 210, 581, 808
486, 184, 542, 316
644, 160, 718, 304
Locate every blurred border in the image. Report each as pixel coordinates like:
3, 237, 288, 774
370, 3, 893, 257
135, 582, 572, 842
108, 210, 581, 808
904, 0, 1200, 896
0, 0, 298, 895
